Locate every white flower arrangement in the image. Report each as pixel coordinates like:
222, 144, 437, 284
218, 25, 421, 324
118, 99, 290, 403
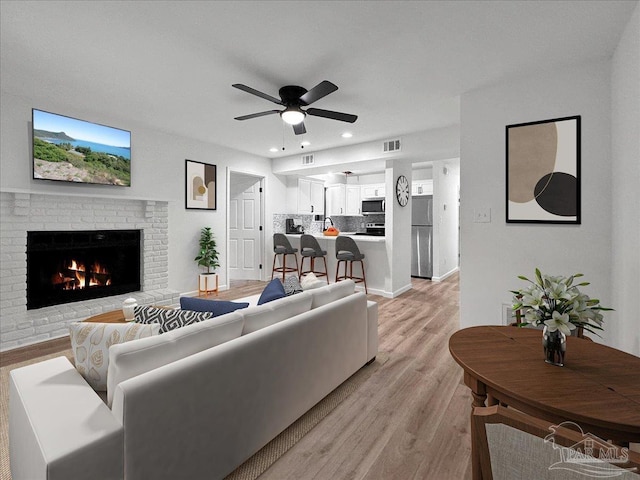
511, 268, 612, 336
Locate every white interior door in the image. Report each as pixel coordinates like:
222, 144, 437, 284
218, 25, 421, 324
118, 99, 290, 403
229, 173, 263, 281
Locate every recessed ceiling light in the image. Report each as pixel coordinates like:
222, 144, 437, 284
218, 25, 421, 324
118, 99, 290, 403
341, 132, 353, 138
269, 147, 278, 153
300, 141, 311, 146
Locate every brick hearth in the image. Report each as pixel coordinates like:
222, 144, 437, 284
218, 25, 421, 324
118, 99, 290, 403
0, 191, 179, 351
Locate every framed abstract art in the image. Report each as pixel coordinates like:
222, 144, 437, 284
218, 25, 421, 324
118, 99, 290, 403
506, 115, 581, 224
185, 159, 217, 210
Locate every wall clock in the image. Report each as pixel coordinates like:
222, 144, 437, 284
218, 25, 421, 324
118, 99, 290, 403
396, 175, 409, 207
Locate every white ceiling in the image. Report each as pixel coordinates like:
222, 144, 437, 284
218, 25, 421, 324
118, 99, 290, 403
1, 1, 636, 159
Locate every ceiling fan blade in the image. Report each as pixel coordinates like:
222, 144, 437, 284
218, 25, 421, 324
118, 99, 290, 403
293, 122, 307, 135
299, 81, 338, 106
306, 108, 357, 123
232, 84, 283, 105
234, 110, 280, 121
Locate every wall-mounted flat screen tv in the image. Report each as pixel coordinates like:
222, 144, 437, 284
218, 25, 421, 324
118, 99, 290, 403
32, 109, 131, 186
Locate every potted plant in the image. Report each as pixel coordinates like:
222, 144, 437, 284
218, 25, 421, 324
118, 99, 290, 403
195, 227, 220, 293
511, 268, 612, 366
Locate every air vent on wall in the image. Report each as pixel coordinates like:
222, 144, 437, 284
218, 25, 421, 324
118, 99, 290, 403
383, 138, 401, 153
301, 154, 314, 165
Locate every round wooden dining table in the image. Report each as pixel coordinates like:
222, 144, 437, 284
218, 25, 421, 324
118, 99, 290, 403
449, 325, 640, 480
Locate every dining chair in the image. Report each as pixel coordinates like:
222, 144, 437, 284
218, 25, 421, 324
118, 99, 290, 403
473, 405, 640, 480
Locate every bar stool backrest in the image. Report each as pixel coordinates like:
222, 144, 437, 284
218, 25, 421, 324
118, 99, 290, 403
335, 235, 362, 257
274, 233, 295, 253
300, 234, 324, 256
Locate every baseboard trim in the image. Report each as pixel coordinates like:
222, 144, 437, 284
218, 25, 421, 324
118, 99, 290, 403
431, 267, 459, 283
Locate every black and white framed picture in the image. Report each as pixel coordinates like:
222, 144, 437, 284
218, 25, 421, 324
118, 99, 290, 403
506, 115, 581, 224
185, 159, 217, 210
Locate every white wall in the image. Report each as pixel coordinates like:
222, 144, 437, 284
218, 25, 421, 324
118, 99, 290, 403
611, 3, 640, 356
0, 91, 285, 296
385, 160, 413, 296
432, 160, 459, 280
459, 60, 613, 338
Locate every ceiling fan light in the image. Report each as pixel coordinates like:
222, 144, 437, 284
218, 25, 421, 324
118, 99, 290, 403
281, 108, 305, 125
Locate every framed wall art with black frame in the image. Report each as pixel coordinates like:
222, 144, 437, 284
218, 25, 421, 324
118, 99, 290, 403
185, 159, 217, 210
506, 115, 581, 224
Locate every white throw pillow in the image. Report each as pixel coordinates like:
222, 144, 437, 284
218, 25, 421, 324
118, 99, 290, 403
300, 272, 325, 290
69, 322, 160, 391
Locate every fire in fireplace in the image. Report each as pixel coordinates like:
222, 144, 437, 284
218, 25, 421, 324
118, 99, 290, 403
27, 230, 141, 309
52, 258, 112, 290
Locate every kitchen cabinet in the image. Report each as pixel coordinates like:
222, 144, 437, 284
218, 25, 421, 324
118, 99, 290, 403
327, 184, 362, 216
297, 178, 324, 215
345, 185, 361, 215
326, 184, 346, 215
361, 183, 385, 199
412, 179, 433, 196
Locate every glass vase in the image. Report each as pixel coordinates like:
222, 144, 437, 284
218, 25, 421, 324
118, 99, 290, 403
542, 326, 566, 367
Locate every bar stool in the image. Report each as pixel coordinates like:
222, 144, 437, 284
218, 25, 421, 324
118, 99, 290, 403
335, 235, 367, 293
299, 234, 329, 283
272, 233, 299, 281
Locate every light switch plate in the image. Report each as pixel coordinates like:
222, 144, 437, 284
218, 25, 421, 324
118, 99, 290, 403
474, 207, 491, 223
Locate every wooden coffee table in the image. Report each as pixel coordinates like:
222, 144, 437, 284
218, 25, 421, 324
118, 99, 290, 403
84, 310, 127, 323
449, 325, 640, 480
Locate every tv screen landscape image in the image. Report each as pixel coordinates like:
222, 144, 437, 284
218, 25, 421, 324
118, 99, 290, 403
32, 109, 131, 186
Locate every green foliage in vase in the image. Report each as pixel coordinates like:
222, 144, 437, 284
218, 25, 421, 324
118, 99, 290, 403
511, 268, 613, 336
195, 227, 220, 274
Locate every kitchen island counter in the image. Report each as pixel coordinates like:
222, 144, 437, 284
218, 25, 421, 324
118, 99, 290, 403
282, 233, 388, 295
285, 233, 385, 243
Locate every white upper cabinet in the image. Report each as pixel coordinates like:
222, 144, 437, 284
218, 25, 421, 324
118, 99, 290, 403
326, 184, 346, 216
345, 185, 361, 215
412, 179, 433, 196
361, 183, 385, 199
297, 178, 325, 215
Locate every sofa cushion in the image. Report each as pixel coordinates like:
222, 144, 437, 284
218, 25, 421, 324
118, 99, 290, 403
242, 291, 313, 335
257, 278, 286, 305
180, 296, 249, 316
134, 305, 213, 333
69, 322, 160, 391
310, 280, 356, 309
282, 275, 303, 296
107, 311, 244, 407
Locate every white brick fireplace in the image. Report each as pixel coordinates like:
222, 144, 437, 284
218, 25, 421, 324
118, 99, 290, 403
0, 191, 179, 351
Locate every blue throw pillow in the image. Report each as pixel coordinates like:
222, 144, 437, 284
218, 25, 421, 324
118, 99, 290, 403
257, 278, 286, 305
180, 296, 249, 316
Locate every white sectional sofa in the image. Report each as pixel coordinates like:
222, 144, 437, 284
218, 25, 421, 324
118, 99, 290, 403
9, 280, 378, 480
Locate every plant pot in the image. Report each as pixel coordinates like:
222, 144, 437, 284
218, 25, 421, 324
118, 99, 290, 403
198, 273, 218, 294
542, 326, 566, 367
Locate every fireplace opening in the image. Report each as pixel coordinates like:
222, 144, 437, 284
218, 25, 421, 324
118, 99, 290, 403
27, 230, 141, 310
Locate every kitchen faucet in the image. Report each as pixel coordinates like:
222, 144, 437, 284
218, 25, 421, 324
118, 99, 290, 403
323, 217, 334, 231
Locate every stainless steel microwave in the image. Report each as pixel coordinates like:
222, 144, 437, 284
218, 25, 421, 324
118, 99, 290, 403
361, 199, 385, 214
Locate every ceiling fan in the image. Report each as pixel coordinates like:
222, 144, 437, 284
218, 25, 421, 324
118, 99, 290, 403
232, 80, 357, 135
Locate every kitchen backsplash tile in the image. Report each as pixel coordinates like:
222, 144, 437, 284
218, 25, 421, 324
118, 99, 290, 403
273, 213, 385, 234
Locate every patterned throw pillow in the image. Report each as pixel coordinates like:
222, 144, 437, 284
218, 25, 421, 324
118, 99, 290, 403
69, 321, 160, 391
282, 275, 303, 296
134, 305, 213, 333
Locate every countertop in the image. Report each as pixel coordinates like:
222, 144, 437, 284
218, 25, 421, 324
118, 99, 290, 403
284, 233, 385, 243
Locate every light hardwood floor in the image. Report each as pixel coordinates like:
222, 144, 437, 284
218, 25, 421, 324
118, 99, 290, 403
259, 273, 471, 480
1, 274, 472, 479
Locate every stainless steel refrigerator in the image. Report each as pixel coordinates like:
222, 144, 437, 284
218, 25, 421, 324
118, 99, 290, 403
411, 195, 433, 278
